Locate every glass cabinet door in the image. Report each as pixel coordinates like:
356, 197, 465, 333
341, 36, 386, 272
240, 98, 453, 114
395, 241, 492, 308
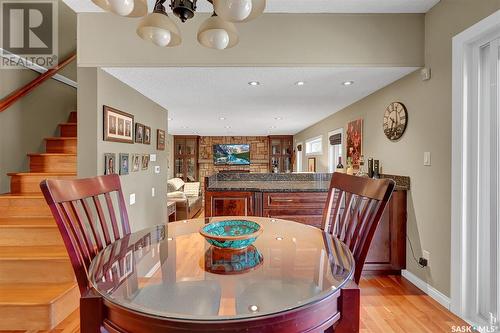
186, 157, 197, 182
175, 158, 184, 179
185, 139, 197, 156
283, 156, 292, 173
283, 138, 293, 155
175, 140, 185, 156
271, 139, 281, 156
271, 156, 281, 173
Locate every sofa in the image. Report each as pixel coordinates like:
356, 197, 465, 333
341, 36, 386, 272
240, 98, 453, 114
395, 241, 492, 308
167, 178, 202, 220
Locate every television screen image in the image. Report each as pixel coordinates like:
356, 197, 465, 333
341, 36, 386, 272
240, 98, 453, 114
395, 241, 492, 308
213, 144, 250, 165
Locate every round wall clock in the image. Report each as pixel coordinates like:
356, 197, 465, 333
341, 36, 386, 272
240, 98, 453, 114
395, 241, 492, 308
383, 102, 408, 141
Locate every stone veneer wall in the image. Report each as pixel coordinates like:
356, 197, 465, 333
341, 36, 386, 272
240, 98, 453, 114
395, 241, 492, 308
199, 136, 270, 187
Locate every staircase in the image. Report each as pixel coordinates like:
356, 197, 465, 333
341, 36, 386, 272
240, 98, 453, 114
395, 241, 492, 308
0, 111, 79, 330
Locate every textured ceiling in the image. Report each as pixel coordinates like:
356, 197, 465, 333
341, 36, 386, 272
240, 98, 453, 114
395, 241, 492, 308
63, 0, 440, 13
102, 67, 418, 136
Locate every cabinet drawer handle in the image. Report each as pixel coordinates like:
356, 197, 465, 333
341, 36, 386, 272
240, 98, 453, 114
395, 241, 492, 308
272, 199, 294, 203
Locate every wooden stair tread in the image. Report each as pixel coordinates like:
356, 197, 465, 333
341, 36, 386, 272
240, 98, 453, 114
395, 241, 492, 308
0, 282, 76, 305
7, 172, 76, 176
0, 217, 55, 227
0, 193, 45, 198
45, 137, 77, 140
27, 153, 77, 157
0, 246, 68, 260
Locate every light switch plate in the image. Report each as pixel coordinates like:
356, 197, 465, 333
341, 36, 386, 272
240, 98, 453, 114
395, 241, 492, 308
424, 152, 431, 166
155, 165, 160, 174
151, 187, 155, 197
129, 193, 136, 205
150, 154, 157, 162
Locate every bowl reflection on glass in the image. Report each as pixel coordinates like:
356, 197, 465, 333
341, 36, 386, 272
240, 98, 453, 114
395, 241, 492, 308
205, 245, 263, 275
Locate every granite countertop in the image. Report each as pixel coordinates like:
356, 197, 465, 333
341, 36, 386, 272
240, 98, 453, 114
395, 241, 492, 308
206, 173, 410, 193
207, 180, 331, 193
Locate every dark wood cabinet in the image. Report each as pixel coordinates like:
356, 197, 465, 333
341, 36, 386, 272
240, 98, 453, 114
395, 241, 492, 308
174, 135, 199, 182
269, 136, 293, 173
205, 189, 407, 274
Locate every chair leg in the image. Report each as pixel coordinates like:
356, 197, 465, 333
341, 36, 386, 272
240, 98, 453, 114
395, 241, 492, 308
334, 281, 360, 333
80, 289, 104, 333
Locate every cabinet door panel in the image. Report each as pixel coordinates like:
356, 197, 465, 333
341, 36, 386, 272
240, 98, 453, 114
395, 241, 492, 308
263, 209, 323, 228
365, 206, 391, 263
264, 192, 328, 209
205, 192, 255, 217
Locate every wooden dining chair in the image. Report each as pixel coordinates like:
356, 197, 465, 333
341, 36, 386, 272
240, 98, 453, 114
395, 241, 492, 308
322, 172, 395, 284
40, 174, 131, 294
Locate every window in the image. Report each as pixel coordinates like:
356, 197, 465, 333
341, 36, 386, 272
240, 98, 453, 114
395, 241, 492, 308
296, 142, 303, 172
328, 129, 343, 173
305, 136, 323, 155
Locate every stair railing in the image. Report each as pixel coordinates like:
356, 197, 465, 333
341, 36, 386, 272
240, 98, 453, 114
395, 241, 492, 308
0, 51, 77, 113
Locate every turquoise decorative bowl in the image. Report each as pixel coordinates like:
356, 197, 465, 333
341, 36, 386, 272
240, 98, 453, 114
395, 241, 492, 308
200, 220, 263, 250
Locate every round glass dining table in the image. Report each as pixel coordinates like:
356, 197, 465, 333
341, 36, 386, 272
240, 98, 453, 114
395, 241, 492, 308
87, 217, 355, 332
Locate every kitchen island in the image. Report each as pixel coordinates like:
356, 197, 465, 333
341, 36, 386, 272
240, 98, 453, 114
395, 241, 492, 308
204, 172, 410, 275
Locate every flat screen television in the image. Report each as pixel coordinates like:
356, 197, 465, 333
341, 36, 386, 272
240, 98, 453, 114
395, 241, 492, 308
213, 144, 250, 165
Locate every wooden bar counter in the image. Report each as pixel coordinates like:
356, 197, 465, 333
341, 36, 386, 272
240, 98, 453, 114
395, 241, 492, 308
205, 173, 410, 275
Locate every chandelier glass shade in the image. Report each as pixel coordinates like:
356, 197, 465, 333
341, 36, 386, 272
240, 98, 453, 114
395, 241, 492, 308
197, 14, 239, 49
213, 0, 265, 23
91, 0, 148, 17
137, 10, 182, 47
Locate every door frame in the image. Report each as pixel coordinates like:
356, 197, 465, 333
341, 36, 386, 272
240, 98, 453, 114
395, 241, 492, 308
451, 9, 500, 326
296, 142, 303, 172
327, 128, 343, 173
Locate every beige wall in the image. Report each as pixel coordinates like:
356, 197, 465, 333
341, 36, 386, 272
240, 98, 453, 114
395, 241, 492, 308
77, 13, 424, 67
77, 68, 169, 232
294, 0, 500, 297
0, 1, 76, 193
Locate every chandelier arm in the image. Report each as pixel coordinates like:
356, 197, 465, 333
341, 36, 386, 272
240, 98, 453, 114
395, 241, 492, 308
153, 0, 167, 13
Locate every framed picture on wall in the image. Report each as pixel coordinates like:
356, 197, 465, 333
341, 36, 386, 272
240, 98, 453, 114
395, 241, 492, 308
119, 153, 129, 175
104, 153, 117, 175
131, 154, 140, 172
142, 154, 150, 170
135, 123, 144, 143
308, 157, 316, 173
346, 118, 363, 169
144, 126, 151, 145
157, 129, 166, 150
103, 106, 134, 144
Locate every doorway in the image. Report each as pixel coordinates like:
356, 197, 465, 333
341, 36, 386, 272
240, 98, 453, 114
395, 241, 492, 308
452, 9, 500, 329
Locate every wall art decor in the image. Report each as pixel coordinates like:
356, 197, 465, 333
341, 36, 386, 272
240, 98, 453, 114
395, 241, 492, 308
157, 129, 166, 150
119, 153, 129, 175
135, 123, 144, 143
144, 126, 151, 145
131, 154, 140, 172
103, 106, 134, 144
308, 157, 316, 173
104, 153, 117, 175
142, 154, 150, 170
346, 118, 363, 169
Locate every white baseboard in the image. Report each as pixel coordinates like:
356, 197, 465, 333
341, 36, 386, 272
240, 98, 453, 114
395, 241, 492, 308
401, 270, 451, 310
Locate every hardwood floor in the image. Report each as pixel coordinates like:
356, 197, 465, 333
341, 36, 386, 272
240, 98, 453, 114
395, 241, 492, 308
0, 275, 469, 333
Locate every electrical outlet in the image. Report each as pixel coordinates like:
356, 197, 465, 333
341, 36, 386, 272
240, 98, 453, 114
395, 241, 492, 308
419, 257, 428, 267
152, 187, 155, 197
150, 154, 157, 162
155, 165, 160, 174
129, 193, 136, 205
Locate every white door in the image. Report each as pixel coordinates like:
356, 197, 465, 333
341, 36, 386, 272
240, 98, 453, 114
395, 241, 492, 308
296, 142, 303, 172
328, 129, 343, 173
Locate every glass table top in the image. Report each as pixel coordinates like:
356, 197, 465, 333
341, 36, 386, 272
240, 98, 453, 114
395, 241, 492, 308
88, 217, 354, 321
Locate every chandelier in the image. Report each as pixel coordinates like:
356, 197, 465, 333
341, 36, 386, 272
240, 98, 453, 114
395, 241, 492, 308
91, 0, 266, 49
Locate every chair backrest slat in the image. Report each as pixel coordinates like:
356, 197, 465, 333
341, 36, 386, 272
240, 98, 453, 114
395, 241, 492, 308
321, 173, 395, 284
40, 174, 130, 294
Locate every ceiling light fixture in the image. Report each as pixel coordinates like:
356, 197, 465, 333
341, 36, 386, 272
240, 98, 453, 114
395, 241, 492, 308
274, 117, 282, 120
248, 81, 260, 86
296, 81, 305, 86
168, 117, 173, 121
342, 81, 354, 86
91, 0, 148, 17
225, 125, 231, 129
219, 117, 226, 120
98, 0, 265, 49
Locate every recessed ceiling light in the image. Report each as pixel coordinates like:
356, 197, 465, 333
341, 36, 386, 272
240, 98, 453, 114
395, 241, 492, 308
168, 118, 173, 121
274, 117, 282, 121
342, 81, 354, 86
270, 126, 277, 129
248, 81, 260, 86
225, 125, 231, 129
219, 117, 226, 120
296, 81, 305, 86
276, 237, 283, 241
181, 126, 188, 129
